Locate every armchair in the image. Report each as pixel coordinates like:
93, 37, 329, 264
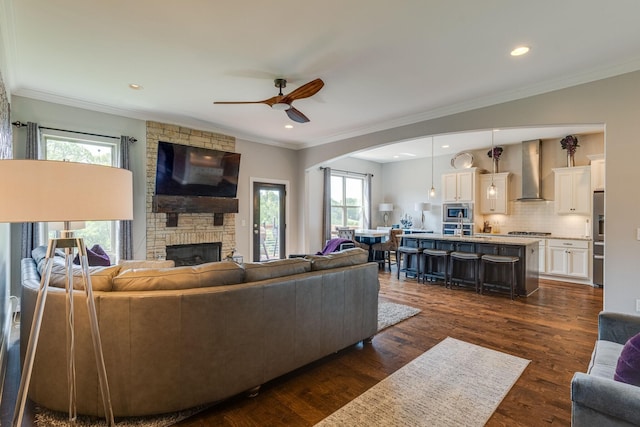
571, 311, 640, 426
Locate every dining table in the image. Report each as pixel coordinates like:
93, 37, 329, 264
354, 229, 389, 262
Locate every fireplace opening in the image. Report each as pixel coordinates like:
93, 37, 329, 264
166, 242, 222, 266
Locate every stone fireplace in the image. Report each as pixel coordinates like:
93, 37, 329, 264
146, 121, 237, 261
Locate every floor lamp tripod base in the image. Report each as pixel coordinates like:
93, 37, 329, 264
12, 236, 115, 427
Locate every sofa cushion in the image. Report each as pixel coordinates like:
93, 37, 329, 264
614, 332, 640, 386
47, 258, 120, 292
31, 245, 64, 272
118, 259, 176, 269
588, 340, 624, 379
243, 258, 311, 282
306, 247, 369, 271
112, 260, 244, 291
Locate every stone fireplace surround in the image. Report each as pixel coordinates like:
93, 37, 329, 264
146, 121, 237, 261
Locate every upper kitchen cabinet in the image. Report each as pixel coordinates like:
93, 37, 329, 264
553, 166, 591, 214
442, 168, 478, 203
587, 153, 605, 191
479, 172, 511, 215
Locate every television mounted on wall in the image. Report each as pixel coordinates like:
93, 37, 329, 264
155, 141, 240, 198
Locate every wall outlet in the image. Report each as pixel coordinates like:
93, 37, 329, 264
637, 299, 640, 312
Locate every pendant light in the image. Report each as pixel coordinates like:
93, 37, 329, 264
487, 129, 498, 200
429, 136, 436, 199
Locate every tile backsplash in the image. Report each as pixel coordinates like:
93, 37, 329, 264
481, 200, 591, 238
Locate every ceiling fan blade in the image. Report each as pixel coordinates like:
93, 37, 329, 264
286, 107, 310, 123
281, 78, 324, 104
214, 96, 282, 106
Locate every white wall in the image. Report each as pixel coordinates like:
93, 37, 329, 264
234, 138, 299, 259
298, 70, 640, 315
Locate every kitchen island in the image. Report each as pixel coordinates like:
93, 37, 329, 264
401, 233, 540, 296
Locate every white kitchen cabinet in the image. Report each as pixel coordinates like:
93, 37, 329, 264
546, 239, 589, 279
588, 154, 605, 191
553, 166, 591, 214
538, 239, 547, 273
442, 168, 477, 203
479, 172, 511, 215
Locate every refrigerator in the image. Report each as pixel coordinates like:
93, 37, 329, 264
593, 191, 604, 287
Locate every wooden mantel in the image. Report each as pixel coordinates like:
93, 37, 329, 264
152, 195, 239, 227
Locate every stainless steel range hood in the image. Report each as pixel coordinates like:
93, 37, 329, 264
517, 139, 546, 201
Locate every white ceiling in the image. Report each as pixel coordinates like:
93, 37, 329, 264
1, 1, 638, 156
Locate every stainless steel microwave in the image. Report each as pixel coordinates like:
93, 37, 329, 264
443, 203, 473, 223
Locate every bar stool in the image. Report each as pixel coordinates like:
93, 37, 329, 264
421, 248, 450, 285
479, 254, 520, 300
397, 245, 421, 280
448, 251, 481, 291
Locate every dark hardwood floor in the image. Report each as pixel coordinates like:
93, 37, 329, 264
2, 270, 603, 426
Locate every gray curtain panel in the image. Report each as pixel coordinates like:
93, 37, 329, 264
322, 167, 332, 242
21, 122, 40, 258
119, 135, 133, 260
363, 173, 372, 229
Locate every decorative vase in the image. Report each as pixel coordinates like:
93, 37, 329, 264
567, 153, 575, 167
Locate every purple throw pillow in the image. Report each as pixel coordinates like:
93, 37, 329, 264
73, 244, 111, 266
614, 332, 640, 386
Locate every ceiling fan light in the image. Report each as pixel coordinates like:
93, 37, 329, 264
272, 102, 290, 111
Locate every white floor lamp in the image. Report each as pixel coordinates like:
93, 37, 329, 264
0, 160, 133, 427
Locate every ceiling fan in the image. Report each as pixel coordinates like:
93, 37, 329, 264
214, 78, 324, 123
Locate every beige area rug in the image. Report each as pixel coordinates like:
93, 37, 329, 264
315, 337, 530, 427
377, 300, 421, 332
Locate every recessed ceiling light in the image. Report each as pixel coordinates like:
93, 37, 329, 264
441, 145, 450, 148
129, 83, 143, 90
510, 46, 530, 57
284, 124, 293, 129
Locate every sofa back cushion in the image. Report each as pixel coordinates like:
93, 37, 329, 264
243, 258, 311, 282
112, 260, 244, 291
49, 260, 121, 292
118, 259, 176, 269
306, 247, 369, 271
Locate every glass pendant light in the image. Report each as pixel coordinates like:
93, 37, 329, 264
429, 136, 436, 198
487, 129, 498, 200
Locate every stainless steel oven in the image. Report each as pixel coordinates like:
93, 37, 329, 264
442, 203, 473, 223
442, 223, 473, 236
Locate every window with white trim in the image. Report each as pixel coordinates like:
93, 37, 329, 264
330, 174, 364, 230
43, 133, 119, 260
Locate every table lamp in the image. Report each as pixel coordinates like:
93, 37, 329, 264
378, 203, 393, 227
0, 160, 133, 427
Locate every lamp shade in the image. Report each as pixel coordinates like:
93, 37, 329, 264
414, 202, 430, 211
378, 203, 394, 212
0, 160, 133, 223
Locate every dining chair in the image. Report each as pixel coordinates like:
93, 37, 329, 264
371, 228, 402, 271
336, 227, 369, 250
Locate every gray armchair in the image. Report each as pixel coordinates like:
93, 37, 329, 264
571, 312, 640, 426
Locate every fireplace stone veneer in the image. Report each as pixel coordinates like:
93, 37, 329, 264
146, 121, 237, 260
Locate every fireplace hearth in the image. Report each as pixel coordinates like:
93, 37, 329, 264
166, 242, 221, 266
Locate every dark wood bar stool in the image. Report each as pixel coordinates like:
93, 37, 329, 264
397, 245, 421, 280
421, 248, 450, 285
448, 251, 481, 291
479, 254, 520, 300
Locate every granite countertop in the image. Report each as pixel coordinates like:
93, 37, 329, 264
404, 233, 541, 245
474, 233, 593, 241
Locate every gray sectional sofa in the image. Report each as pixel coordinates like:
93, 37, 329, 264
571, 312, 640, 426
21, 247, 379, 417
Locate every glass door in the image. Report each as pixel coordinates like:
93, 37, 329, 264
252, 182, 286, 261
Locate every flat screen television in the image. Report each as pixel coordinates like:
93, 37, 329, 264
155, 141, 241, 198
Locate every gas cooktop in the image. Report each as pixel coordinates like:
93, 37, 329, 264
507, 231, 552, 236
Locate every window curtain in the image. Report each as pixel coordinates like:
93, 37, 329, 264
322, 167, 332, 242
363, 173, 372, 229
119, 135, 134, 260
21, 122, 40, 258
